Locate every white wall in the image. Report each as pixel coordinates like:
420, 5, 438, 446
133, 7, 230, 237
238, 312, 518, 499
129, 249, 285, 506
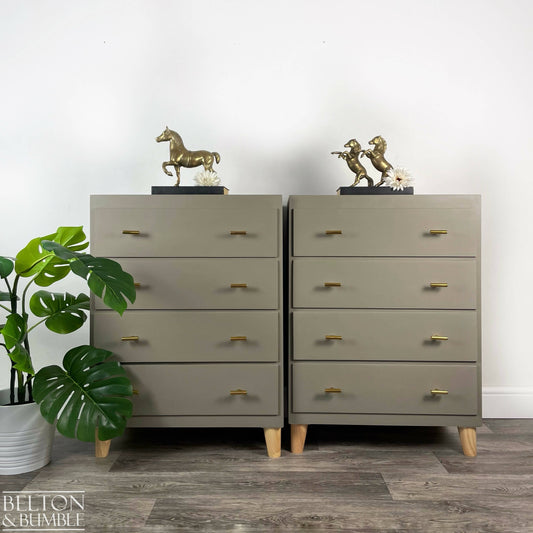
1, 0, 532, 416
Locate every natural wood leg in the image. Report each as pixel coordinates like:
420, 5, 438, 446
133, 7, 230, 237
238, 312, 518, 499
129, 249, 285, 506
95, 429, 111, 458
263, 428, 281, 458
458, 426, 477, 457
291, 424, 308, 454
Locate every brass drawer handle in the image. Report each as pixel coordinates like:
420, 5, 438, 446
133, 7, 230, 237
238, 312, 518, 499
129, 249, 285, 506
121, 336, 139, 342
431, 335, 449, 341
230, 230, 247, 235
325, 387, 342, 393
430, 282, 448, 288
134, 282, 141, 288
324, 282, 342, 287
230, 336, 247, 341
132, 388, 139, 395
431, 389, 449, 395
122, 230, 140, 235
429, 229, 448, 235
230, 389, 248, 395
325, 230, 342, 235
325, 335, 343, 340
230, 283, 248, 288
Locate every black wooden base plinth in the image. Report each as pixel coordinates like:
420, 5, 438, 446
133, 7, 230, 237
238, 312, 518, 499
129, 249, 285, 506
336, 186, 414, 195
151, 186, 229, 195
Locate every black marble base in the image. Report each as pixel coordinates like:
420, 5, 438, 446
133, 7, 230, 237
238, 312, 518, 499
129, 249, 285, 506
151, 186, 229, 195
337, 186, 414, 195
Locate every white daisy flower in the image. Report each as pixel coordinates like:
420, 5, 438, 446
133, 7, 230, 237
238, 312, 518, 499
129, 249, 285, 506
194, 169, 221, 186
385, 167, 413, 191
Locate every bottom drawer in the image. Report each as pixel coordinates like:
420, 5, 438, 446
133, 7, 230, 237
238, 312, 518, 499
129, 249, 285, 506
292, 363, 477, 416
126, 364, 279, 416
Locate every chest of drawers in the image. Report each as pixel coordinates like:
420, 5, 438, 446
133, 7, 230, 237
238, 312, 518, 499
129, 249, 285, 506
288, 195, 481, 456
90, 195, 283, 457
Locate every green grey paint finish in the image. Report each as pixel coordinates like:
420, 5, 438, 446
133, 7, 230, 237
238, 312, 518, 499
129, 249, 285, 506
125, 363, 279, 416
94, 257, 279, 310
90, 194, 284, 429
93, 310, 279, 363
292, 309, 477, 362
292, 257, 477, 309
92, 207, 278, 258
288, 194, 481, 428
293, 207, 477, 257
292, 362, 477, 415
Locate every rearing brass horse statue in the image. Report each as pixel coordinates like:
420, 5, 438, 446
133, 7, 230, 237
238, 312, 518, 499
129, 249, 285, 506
363, 135, 393, 186
156, 127, 220, 186
332, 139, 374, 187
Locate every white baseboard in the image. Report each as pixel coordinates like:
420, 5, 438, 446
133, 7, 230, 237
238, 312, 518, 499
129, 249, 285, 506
482, 387, 533, 418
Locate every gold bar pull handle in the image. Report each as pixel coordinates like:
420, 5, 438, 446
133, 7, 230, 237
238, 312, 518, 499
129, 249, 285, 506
121, 336, 139, 342
429, 229, 448, 235
230, 336, 247, 341
430, 282, 448, 288
230, 389, 248, 395
134, 282, 141, 288
122, 230, 140, 235
230, 283, 248, 288
431, 389, 449, 395
325, 335, 343, 340
325, 387, 342, 393
230, 230, 247, 235
324, 282, 342, 287
132, 388, 139, 395
431, 335, 449, 341
325, 230, 342, 235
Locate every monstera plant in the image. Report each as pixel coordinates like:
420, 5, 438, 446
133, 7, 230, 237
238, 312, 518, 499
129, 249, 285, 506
0, 226, 136, 444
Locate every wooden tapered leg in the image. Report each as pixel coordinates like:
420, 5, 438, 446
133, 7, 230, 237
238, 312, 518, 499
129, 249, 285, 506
263, 428, 281, 458
458, 426, 477, 457
291, 424, 308, 454
95, 429, 111, 458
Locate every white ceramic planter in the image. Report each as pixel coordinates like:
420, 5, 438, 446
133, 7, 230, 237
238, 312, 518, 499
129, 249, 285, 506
0, 389, 55, 475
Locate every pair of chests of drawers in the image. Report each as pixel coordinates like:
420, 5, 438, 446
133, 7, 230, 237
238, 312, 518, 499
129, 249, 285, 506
289, 196, 480, 418
90, 196, 282, 418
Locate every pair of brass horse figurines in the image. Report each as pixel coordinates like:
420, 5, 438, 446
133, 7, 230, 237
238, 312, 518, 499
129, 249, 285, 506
156, 127, 220, 186
332, 136, 393, 187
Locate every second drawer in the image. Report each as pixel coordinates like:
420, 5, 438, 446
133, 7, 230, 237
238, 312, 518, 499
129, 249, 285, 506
93, 310, 279, 363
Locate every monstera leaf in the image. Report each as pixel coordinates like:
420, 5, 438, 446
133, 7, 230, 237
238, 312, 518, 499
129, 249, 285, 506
0, 313, 34, 374
15, 227, 89, 286
0, 256, 14, 279
33, 345, 133, 442
41, 240, 136, 315
29, 291, 90, 334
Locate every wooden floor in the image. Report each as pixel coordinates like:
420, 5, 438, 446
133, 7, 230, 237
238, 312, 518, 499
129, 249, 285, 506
2, 420, 533, 532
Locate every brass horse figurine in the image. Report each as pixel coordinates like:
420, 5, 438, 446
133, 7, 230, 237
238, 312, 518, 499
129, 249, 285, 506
332, 139, 374, 187
155, 127, 220, 186
363, 135, 393, 186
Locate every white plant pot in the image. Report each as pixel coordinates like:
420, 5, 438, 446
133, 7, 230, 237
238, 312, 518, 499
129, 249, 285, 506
0, 389, 55, 475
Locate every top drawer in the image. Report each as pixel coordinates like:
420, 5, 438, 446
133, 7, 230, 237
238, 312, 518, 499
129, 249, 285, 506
292, 207, 478, 257
92, 207, 279, 257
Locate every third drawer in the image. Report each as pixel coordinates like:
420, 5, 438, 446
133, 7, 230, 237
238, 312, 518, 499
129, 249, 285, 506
93, 310, 280, 363
292, 310, 478, 362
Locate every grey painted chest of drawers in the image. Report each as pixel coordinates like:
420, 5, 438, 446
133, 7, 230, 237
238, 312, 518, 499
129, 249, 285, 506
90, 194, 283, 457
288, 195, 481, 456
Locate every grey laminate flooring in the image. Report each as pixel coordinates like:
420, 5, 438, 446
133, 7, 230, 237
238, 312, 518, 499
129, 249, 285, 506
2, 420, 533, 532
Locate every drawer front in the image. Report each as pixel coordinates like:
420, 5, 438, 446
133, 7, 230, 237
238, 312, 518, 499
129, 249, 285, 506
292, 310, 478, 362
95, 258, 279, 310
93, 310, 279, 363
292, 362, 477, 415
292, 207, 478, 257
92, 208, 279, 257
126, 364, 279, 416
292, 258, 477, 309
